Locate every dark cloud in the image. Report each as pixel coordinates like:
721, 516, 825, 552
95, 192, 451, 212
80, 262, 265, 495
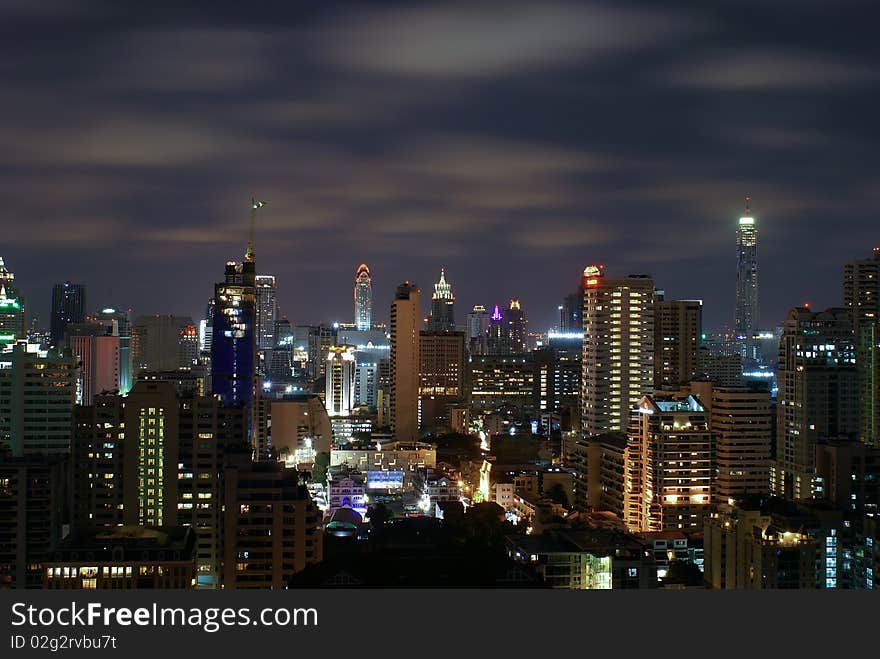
0, 0, 878, 331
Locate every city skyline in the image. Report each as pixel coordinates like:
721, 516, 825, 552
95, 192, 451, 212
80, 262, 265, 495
3, 1, 878, 331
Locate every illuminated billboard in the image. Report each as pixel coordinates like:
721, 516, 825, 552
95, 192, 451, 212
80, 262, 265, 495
366, 469, 404, 490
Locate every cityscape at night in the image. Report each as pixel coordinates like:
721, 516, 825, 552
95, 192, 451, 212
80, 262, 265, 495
2, 0, 880, 599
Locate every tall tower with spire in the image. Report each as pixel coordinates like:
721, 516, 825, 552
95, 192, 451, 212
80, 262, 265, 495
427, 268, 455, 331
211, 200, 262, 414
735, 196, 759, 366
354, 264, 373, 331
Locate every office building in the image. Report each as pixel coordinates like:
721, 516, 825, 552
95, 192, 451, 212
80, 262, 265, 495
255, 275, 277, 351
419, 330, 466, 432
469, 354, 535, 414
325, 345, 356, 417
0, 454, 66, 589
131, 315, 199, 373
559, 291, 583, 333
581, 266, 655, 435
624, 395, 713, 532
775, 307, 859, 500
0, 343, 76, 455
43, 526, 196, 590
390, 282, 420, 441
93, 307, 132, 394
50, 281, 86, 348
427, 268, 455, 331
654, 295, 701, 390
467, 305, 490, 355
844, 247, 880, 447
67, 324, 121, 406
506, 299, 527, 353
354, 264, 373, 331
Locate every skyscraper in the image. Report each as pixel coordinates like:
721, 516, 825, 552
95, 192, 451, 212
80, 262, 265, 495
0, 257, 25, 344
0, 342, 77, 455
506, 299, 527, 353
390, 282, 420, 441
559, 291, 582, 333
581, 265, 655, 436
354, 264, 373, 331
419, 330, 466, 432
131, 315, 198, 373
325, 345, 356, 417
50, 281, 86, 347
844, 247, 880, 447
255, 275, 277, 351
427, 268, 455, 331
653, 295, 702, 390
735, 197, 759, 365
775, 307, 859, 500
211, 200, 261, 410
467, 305, 490, 355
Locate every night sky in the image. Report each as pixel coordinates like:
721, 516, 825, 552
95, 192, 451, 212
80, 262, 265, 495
3, 0, 879, 332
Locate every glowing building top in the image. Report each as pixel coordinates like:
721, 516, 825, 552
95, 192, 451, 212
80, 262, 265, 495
354, 264, 373, 331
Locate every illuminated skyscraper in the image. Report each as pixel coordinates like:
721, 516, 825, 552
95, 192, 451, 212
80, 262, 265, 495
844, 247, 880, 447
255, 275, 277, 351
506, 299, 527, 353
428, 268, 455, 331
354, 264, 373, 331
735, 197, 759, 364
211, 200, 261, 410
0, 257, 25, 344
50, 281, 86, 348
581, 265, 655, 436
486, 304, 508, 355
624, 394, 712, 532
131, 315, 198, 373
325, 345, 356, 417
775, 307, 858, 500
390, 282, 420, 441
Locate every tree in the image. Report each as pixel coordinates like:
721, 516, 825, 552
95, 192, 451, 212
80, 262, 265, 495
663, 560, 704, 587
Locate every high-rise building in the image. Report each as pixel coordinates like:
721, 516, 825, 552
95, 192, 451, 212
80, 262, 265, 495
0, 343, 76, 456
0, 257, 25, 345
212, 259, 256, 409
581, 265, 655, 436
686, 380, 772, 501
624, 395, 713, 532
354, 264, 373, 331
67, 324, 121, 405
0, 454, 66, 589
467, 305, 490, 355
255, 275, 277, 351
653, 295, 701, 391
506, 299, 527, 353
486, 304, 509, 355
844, 247, 880, 447
390, 282, 420, 441
469, 354, 536, 414
50, 281, 86, 348
735, 198, 759, 366
419, 330, 466, 432
84, 380, 248, 587
325, 345, 356, 417
775, 307, 859, 500
559, 291, 582, 333
93, 307, 132, 395
131, 315, 198, 373
222, 457, 322, 589
427, 268, 455, 331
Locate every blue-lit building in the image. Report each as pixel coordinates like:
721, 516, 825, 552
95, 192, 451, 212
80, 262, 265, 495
211, 257, 256, 409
